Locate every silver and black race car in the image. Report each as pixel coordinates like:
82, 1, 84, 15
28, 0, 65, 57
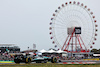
14, 53, 58, 63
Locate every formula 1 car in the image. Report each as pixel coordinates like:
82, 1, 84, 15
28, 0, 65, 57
14, 53, 58, 63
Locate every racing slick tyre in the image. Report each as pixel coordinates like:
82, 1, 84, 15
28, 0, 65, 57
14, 59, 20, 63
25, 57, 32, 63
51, 57, 57, 63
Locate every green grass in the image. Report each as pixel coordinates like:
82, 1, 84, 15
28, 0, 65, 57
0, 63, 100, 67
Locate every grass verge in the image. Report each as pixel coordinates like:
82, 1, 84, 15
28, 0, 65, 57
0, 63, 100, 67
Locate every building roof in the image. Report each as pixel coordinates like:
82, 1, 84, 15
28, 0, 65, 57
21, 49, 37, 53
39, 49, 47, 53
0, 44, 15, 46
56, 49, 67, 53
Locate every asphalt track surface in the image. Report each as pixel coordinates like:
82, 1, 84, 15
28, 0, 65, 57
60, 60, 100, 64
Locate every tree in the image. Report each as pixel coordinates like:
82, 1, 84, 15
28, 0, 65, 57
91, 49, 99, 53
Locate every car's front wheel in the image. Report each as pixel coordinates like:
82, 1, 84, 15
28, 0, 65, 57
25, 57, 32, 63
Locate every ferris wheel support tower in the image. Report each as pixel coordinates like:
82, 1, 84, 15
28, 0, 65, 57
62, 27, 89, 53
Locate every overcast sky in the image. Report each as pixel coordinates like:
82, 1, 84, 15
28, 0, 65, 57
0, 0, 100, 51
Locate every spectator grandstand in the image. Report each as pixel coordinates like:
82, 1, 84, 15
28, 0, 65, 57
0, 44, 20, 61
0, 44, 20, 53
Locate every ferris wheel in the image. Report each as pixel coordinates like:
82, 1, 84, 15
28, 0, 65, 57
49, 1, 98, 53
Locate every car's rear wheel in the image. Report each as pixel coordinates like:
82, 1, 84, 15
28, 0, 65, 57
14, 59, 20, 63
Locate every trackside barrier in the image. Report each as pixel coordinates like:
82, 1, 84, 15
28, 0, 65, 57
0, 61, 14, 63
62, 62, 96, 64
83, 58, 99, 61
